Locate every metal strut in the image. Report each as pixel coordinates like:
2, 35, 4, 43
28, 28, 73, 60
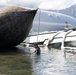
43, 30, 73, 48
61, 30, 72, 49
43, 31, 63, 46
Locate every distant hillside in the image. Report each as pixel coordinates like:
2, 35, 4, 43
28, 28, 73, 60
0, 4, 76, 19
49, 4, 76, 19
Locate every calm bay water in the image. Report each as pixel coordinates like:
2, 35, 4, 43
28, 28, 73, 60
0, 45, 76, 75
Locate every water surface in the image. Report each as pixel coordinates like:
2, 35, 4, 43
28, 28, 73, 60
0, 46, 34, 75
30, 47, 76, 75
0, 46, 76, 75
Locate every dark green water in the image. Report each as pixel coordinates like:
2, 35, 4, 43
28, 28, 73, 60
0, 46, 34, 75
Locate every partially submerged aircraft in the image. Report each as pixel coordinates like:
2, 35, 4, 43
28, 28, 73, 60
25, 9, 76, 48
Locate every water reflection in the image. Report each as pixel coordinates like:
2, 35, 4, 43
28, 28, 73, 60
30, 47, 76, 75
0, 46, 34, 75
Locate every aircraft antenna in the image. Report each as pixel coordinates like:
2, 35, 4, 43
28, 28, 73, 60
37, 9, 41, 42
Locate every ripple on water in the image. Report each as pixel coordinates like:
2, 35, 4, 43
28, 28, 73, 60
30, 47, 76, 75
